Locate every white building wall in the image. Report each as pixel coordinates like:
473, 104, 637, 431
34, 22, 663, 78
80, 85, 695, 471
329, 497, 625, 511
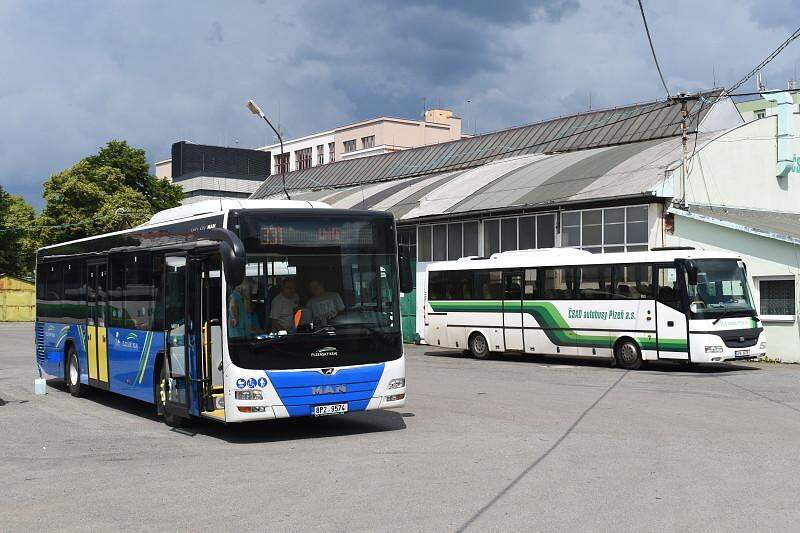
667, 215, 800, 362
684, 114, 800, 213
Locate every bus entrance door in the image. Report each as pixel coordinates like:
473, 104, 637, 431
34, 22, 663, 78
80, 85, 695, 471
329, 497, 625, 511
195, 253, 224, 420
503, 271, 525, 352
86, 261, 109, 389
164, 254, 191, 418
655, 265, 689, 361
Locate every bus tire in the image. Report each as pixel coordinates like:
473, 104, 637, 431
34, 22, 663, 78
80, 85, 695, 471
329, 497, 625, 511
157, 363, 189, 428
65, 343, 89, 397
615, 338, 643, 370
469, 332, 491, 360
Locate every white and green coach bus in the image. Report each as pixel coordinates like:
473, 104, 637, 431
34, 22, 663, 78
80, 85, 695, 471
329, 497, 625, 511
424, 248, 766, 369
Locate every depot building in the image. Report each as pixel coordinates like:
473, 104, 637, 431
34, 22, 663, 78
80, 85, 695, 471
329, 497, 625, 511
249, 90, 800, 362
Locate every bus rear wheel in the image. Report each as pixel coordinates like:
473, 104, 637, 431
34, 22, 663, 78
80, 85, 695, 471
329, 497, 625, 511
65, 345, 88, 397
469, 332, 491, 360
156, 364, 189, 428
615, 339, 643, 370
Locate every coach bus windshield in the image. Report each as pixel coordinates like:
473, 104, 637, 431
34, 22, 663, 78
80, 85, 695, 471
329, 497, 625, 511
684, 259, 756, 320
225, 213, 402, 370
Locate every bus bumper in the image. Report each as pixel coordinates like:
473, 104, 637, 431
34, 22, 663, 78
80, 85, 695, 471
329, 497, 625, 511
690, 330, 767, 363
224, 357, 406, 423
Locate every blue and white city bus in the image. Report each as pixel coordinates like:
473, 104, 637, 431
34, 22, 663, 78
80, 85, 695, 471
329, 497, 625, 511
35, 200, 412, 427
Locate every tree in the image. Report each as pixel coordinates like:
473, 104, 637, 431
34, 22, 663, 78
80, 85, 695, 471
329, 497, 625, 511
84, 140, 183, 213
0, 185, 38, 277
37, 161, 152, 246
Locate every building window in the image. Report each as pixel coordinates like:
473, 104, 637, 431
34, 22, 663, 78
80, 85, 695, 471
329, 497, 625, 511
274, 153, 289, 174
755, 109, 766, 119
500, 218, 517, 252
561, 206, 648, 252
316, 145, 324, 165
758, 277, 796, 321
398, 228, 417, 269
484, 219, 500, 256
432, 224, 447, 261
418, 226, 432, 262
463, 221, 479, 256
344, 139, 357, 153
361, 135, 375, 149
447, 223, 462, 260
295, 148, 312, 170
328, 142, 335, 163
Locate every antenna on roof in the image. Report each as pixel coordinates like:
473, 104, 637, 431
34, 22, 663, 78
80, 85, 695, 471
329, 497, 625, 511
757, 71, 767, 92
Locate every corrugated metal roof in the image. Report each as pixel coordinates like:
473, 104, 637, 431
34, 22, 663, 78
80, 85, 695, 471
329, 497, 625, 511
676, 205, 800, 244
306, 136, 690, 221
252, 92, 720, 199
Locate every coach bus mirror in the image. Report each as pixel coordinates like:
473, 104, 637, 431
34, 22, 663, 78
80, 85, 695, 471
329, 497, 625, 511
685, 259, 698, 286
197, 228, 246, 287
398, 250, 413, 294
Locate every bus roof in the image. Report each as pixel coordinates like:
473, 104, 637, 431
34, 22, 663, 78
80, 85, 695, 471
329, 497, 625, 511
426, 248, 742, 271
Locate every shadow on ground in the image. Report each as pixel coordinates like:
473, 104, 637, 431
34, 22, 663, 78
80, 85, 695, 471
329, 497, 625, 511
422, 349, 760, 374
46, 379, 409, 443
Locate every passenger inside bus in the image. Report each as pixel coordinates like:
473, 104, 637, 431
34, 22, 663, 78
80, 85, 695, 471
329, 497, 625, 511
306, 279, 345, 327
268, 278, 299, 332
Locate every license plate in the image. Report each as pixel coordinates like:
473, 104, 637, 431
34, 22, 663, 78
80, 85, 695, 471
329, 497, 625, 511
313, 403, 348, 417
735, 349, 750, 357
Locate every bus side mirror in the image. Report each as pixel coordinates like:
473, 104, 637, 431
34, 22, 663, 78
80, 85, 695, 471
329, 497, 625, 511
399, 250, 413, 294
197, 228, 246, 287
685, 259, 698, 286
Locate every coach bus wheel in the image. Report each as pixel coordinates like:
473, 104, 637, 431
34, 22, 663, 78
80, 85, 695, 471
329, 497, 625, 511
615, 339, 643, 370
66, 345, 88, 397
469, 332, 491, 360
157, 364, 189, 428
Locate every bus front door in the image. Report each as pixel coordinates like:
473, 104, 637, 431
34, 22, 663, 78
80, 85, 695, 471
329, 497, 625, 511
164, 254, 191, 417
503, 271, 525, 352
86, 261, 109, 390
655, 265, 689, 361
194, 253, 224, 419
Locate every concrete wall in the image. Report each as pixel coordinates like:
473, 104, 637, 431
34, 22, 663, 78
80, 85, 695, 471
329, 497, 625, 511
260, 131, 335, 173
0, 276, 35, 321
667, 215, 800, 362
684, 114, 800, 212
334, 116, 460, 158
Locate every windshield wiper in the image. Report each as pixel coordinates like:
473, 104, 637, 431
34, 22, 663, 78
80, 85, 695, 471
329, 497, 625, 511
711, 308, 731, 325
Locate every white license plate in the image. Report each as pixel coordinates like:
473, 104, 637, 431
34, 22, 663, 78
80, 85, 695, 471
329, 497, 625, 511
735, 349, 750, 357
313, 403, 348, 417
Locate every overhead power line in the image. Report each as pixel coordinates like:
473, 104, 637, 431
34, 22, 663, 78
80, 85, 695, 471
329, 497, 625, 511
728, 25, 800, 94
637, 0, 671, 99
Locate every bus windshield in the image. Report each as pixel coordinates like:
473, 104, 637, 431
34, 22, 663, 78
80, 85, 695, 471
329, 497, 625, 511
685, 259, 756, 320
227, 213, 402, 370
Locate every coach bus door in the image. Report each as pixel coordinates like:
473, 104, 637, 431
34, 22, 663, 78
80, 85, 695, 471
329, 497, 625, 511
164, 254, 191, 418
193, 252, 224, 420
86, 261, 110, 390
654, 265, 689, 361
503, 271, 525, 352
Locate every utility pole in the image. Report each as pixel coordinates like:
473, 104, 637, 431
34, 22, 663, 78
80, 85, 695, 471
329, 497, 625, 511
668, 92, 701, 209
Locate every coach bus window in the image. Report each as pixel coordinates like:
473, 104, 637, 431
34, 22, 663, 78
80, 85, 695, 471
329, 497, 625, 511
63, 261, 85, 321
109, 255, 125, 328
613, 264, 652, 299
576, 265, 611, 300
125, 253, 154, 331
448, 270, 473, 300
657, 267, 683, 311
523, 269, 538, 299
475, 270, 502, 300
428, 271, 446, 300
44, 262, 63, 320
541, 267, 571, 300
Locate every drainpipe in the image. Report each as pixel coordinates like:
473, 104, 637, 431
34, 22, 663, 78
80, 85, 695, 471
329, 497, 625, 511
762, 91, 794, 177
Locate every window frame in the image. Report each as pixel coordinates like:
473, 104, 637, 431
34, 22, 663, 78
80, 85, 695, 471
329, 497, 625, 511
756, 276, 796, 322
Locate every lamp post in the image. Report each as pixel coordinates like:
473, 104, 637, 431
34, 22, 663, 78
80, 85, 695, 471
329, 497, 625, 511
247, 99, 289, 199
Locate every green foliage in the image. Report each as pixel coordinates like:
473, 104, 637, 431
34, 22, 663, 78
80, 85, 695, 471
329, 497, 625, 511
36, 140, 184, 247
37, 161, 152, 246
0, 185, 37, 277
84, 140, 183, 212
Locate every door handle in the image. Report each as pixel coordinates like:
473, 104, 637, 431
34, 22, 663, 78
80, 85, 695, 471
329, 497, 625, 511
667, 321, 674, 327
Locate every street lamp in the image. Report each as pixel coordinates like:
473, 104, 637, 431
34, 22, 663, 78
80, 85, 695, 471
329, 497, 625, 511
247, 99, 289, 199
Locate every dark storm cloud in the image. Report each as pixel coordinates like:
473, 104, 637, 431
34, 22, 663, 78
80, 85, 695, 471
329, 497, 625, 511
1, 0, 799, 210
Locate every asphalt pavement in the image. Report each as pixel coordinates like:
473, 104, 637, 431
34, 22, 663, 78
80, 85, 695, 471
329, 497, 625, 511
3, 322, 800, 532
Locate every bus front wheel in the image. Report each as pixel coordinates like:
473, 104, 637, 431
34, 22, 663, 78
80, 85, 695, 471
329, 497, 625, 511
65, 344, 89, 397
156, 364, 189, 428
469, 332, 491, 360
615, 339, 643, 370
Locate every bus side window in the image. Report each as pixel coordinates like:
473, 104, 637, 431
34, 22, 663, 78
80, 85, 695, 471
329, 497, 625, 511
428, 271, 446, 300
657, 266, 683, 311
523, 269, 538, 300
613, 264, 652, 299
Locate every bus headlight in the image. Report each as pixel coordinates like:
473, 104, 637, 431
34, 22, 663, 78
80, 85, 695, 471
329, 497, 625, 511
235, 390, 263, 401
704, 346, 724, 354
387, 378, 405, 390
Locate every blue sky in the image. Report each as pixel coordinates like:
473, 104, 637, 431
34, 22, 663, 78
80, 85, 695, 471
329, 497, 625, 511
2, 0, 799, 209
